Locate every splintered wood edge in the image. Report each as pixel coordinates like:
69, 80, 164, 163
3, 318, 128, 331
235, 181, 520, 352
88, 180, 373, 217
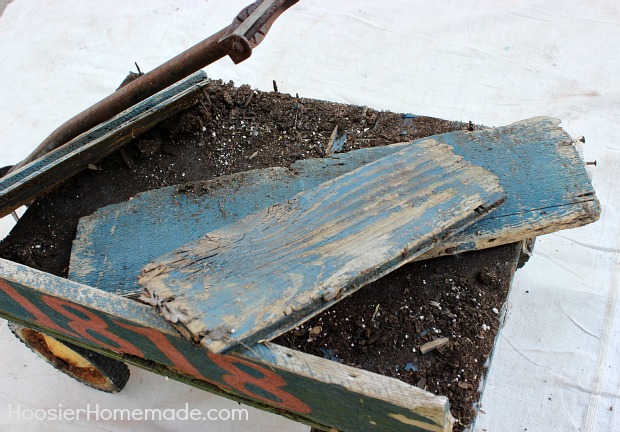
419, 199, 601, 260
240, 343, 455, 432
138, 139, 506, 353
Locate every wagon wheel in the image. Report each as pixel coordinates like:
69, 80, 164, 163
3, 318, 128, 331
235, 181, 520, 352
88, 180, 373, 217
9, 323, 130, 393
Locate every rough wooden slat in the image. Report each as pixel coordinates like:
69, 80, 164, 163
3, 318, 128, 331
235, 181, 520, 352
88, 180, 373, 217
0, 71, 210, 218
70, 117, 600, 299
70, 168, 305, 297
290, 117, 600, 259
0, 258, 453, 432
138, 141, 505, 353
420, 338, 450, 354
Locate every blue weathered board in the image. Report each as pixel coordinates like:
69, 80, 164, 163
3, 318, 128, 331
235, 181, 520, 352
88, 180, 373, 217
70, 117, 600, 299
71, 168, 309, 297
137, 140, 505, 353
290, 117, 599, 260
0, 258, 454, 432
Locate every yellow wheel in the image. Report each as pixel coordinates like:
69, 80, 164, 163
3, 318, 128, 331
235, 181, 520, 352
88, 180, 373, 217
9, 323, 130, 393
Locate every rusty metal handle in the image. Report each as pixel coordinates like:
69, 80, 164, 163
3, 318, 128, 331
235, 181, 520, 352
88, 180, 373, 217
6, 0, 298, 176
221, 0, 299, 63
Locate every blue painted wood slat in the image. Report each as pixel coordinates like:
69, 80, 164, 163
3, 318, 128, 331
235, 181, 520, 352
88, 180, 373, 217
137, 140, 505, 353
69, 117, 600, 299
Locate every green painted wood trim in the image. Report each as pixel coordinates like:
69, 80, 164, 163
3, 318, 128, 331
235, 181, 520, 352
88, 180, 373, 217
0, 71, 210, 218
0, 258, 453, 432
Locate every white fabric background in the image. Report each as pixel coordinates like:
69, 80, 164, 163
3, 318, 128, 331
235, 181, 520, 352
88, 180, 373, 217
0, 1, 618, 431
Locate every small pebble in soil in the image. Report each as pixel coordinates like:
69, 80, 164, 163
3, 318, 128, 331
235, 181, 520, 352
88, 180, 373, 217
404, 362, 418, 372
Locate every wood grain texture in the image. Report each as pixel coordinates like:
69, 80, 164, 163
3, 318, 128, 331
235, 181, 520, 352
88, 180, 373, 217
238, 343, 454, 432
138, 140, 505, 353
71, 168, 304, 297
289, 117, 600, 259
69, 117, 600, 299
0, 258, 453, 432
0, 71, 210, 218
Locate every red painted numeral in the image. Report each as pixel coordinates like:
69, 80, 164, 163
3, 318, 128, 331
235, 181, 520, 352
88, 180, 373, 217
114, 320, 228, 389
43, 295, 142, 357
0, 279, 311, 414
208, 352, 311, 414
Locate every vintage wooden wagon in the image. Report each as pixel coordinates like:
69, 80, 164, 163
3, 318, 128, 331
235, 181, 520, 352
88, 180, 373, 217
0, 2, 600, 431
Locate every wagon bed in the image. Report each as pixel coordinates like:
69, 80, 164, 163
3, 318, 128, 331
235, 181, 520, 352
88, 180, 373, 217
0, 73, 599, 431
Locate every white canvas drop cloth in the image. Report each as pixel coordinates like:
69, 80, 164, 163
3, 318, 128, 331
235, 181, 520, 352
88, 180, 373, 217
0, 1, 618, 431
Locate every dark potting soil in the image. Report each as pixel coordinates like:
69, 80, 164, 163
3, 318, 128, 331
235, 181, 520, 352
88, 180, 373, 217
0, 76, 517, 430
275, 242, 520, 430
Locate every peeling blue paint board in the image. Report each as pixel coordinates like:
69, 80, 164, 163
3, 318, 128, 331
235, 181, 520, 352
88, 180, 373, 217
69, 117, 599, 299
293, 117, 600, 257
71, 168, 311, 297
293, 117, 596, 220
137, 141, 505, 353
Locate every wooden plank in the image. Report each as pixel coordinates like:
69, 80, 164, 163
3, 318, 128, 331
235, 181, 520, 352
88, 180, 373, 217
0, 71, 210, 218
237, 343, 454, 432
70, 117, 600, 298
138, 140, 505, 353
70, 168, 306, 298
0, 258, 454, 432
290, 117, 600, 259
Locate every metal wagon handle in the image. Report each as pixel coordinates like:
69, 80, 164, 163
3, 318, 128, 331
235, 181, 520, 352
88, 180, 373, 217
6, 0, 298, 175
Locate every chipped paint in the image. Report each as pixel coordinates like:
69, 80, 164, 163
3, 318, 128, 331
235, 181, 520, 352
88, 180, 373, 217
70, 117, 599, 300
0, 258, 454, 431
139, 140, 505, 353
388, 413, 448, 432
